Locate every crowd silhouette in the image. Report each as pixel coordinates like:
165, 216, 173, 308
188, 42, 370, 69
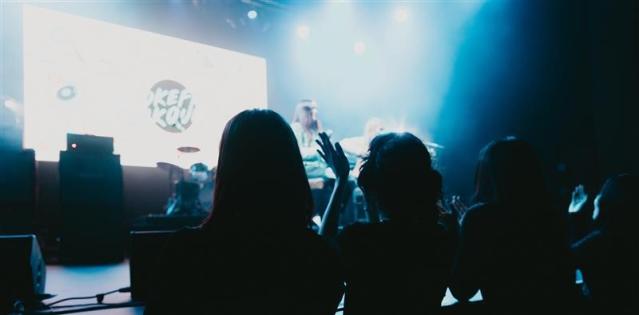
145, 109, 637, 315
449, 138, 579, 315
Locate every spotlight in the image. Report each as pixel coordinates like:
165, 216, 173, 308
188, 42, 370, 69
393, 7, 409, 23
296, 25, 310, 40
353, 41, 366, 55
247, 10, 257, 20
3, 97, 19, 112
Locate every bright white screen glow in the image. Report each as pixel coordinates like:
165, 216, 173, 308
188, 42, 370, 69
23, 5, 267, 167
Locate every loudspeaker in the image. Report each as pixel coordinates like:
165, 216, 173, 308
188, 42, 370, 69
0, 149, 36, 234
129, 230, 174, 301
66, 134, 114, 155
59, 150, 124, 262
0, 234, 46, 313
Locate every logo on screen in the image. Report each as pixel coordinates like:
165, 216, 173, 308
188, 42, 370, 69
147, 80, 196, 133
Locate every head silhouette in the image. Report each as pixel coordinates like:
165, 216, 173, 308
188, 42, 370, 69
474, 137, 548, 209
204, 109, 313, 231
594, 174, 639, 232
358, 132, 441, 223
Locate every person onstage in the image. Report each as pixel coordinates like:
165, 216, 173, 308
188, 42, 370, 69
189, 162, 214, 212
291, 99, 326, 179
291, 99, 337, 222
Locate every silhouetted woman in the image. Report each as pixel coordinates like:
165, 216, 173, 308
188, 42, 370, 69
571, 174, 638, 315
145, 109, 343, 315
318, 132, 454, 315
450, 137, 578, 315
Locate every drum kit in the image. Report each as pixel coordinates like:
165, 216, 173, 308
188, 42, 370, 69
155, 139, 443, 218
156, 146, 214, 216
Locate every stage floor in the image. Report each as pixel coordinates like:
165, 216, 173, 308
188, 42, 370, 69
44, 262, 142, 315
43, 261, 481, 314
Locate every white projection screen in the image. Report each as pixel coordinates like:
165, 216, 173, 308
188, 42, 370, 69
23, 5, 267, 167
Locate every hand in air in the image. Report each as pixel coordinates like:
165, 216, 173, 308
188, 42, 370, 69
449, 195, 469, 223
316, 132, 350, 180
568, 185, 588, 213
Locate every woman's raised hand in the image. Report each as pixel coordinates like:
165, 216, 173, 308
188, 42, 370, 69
568, 185, 589, 214
316, 132, 350, 180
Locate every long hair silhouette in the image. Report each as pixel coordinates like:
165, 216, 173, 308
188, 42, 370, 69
203, 109, 313, 232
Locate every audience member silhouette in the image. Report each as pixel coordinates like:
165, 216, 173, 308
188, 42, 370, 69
144, 109, 343, 315
450, 137, 578, 315
319, 132, 454, 314
571, 174, 639, 315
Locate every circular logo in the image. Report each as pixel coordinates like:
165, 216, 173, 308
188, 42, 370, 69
147, 80, 196, 133
57, 85, 77, 100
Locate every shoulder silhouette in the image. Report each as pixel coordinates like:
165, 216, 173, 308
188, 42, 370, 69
572, 174, 639, 315
339, 132, 454, 315
451, 137, 579, 315
145, 109, 343, 315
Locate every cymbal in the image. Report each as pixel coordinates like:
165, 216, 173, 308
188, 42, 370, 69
156, 162, 183, 173
177, 146, 201, 153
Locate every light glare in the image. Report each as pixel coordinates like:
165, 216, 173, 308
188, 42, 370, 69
353, 41, 366, 55
393, 7, 409, 23
296, 25, 310, 40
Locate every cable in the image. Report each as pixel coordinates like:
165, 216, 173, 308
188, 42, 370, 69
43, 295, 97, 307
44, 287, 131, 308
26, 301, 143, 315
48, 302, 104, 309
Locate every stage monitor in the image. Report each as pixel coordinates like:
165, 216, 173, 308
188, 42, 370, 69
22, 5, 268, 167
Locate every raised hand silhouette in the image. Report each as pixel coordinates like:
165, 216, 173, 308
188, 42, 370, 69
569, 185, 588, 214
316, 132, 350, 180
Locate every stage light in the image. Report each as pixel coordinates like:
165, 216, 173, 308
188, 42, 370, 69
247, 10, 258, 20
353, 41, 366, 55
296, 25, 310, 40
3, 97, 19, 112
393, 7, 409, 23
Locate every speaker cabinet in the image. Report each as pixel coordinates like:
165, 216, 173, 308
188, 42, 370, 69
0, 149, 36, 234
0, 234, 46, 313
59, 151, 124, 262
129, 230, 174, 301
